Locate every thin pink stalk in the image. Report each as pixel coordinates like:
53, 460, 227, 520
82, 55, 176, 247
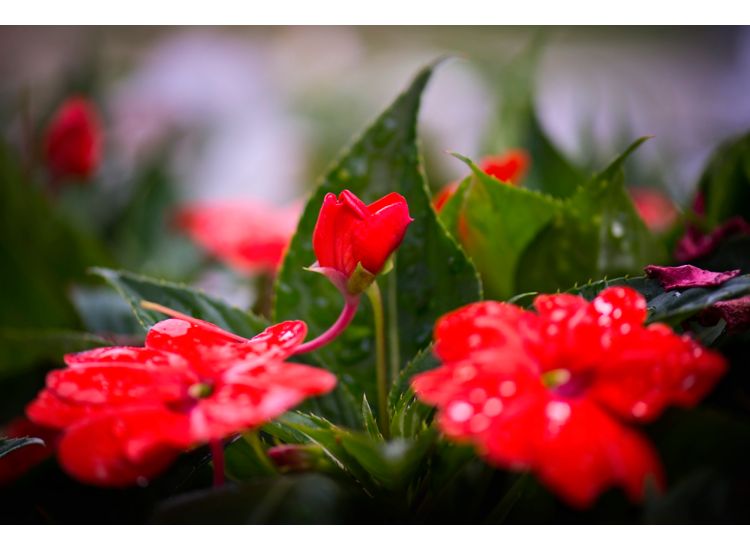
293, 295, 360, 355
210, 438, 225, 487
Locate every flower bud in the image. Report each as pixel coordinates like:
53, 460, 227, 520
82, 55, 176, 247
44, 96, 102, 183
311, 190, 412, 295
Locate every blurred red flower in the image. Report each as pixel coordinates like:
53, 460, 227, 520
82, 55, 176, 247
44, 96, 102, 182
433, 150, 529, 212
412, 286, 725, 508
628, 188, 679, 232
26, 317, 336, 487
177, 201, 301, 276
311, 190, 412, 293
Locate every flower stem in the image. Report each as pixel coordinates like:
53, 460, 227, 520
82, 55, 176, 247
210, 438, 225, 487
366, 281, 390, 438
293, 294, 360, 355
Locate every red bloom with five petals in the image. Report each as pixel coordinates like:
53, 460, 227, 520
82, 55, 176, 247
412, 286, 726, 508
44, 96, 102, 182
26, 316, 336, 487
311, 190, 412, 293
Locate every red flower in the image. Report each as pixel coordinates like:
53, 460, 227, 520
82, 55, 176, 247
177, 201, 301, 275
311, 190, 412, 294
26, 317, 336, 487
628, 188, 678, 232
433, 150, 529, 212
44, 96, 102, 182
412, 287, 726, 508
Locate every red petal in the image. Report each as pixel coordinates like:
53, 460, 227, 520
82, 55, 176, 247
26, 390, 98, 430
355, 195, 412, 275
644, 264, 741, 291
699, 295, 750, 333
479, 149, 529, 184
193, 362, 335, 441
533, 398, 663, 508
311, 193, 341, 272
433, 301, 532, 363
433, 182, 459, 212
57, 407, 188, 487
64, 346, 188, 371
46, 365, 191, 406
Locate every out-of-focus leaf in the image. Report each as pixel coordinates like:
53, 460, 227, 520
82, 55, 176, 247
110, 162, 202, 280
275, 62, 481, 408
697, 131, 750, 229
0, 437, 44, 459
455, 153, 560, 299
0, 329, 110, 380
92, 268, 266, 337
71, 285, 144, 336
516, 138, 664, 294
338, 430, 436, 492
0, 141, 110, 330
153, 473, 365, 524
482, 38, 586, 199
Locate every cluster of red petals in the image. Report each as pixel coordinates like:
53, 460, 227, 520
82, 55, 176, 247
26, 317, 336, 487
44, 96, 102, 182
312, 190, 412, 280
176, 201, 302, 275
644, 264, 741, 291
0, 418, 58, 486
433, 150, 529, 212
412, 287, 726, 508
628, 188, 679, 233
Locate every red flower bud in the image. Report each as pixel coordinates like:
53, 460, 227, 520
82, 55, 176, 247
311, 190, 412, 294
44, 96, 102, 182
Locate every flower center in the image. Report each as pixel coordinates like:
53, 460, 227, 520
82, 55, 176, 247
542, 368, 592, 398
188, 382, 214, 399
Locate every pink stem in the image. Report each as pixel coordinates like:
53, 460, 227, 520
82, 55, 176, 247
210, 438, 225, 487
294, 295, 360, 355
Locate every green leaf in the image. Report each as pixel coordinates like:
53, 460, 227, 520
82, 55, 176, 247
437, 175, 470, 239
454, 153, 560, 299
567, 274, 750, 325
697, 131, 750, 229
361, 394, 382, 440
0, 141, 110, 330
388, 348, 437, 439
275, 62, 481, 405
153, 473, 365, 524
92, 268, 266, 337
338, 430, 436, 492
0, 437, 45, 459
388, 346, 439, 412
516, 138, 664, 294
0, 328, 111, 380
